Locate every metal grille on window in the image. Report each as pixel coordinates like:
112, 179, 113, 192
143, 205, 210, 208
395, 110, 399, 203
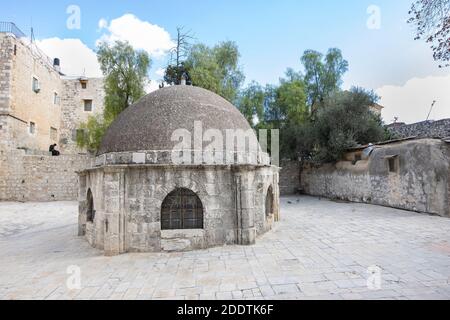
161, 188, 203, 230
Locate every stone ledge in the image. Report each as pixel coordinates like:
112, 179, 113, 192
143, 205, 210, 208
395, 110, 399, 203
161, 229, 205, 239
95, 150, 271, 167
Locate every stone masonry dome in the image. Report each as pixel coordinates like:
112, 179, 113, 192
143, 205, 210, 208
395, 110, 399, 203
79, 84, 280, 255
98, 85, 254, 155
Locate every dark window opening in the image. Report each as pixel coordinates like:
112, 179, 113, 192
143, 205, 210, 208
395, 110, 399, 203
32, 77, 40, 93
53, 92, 60, 105
388, 156, 399, 173
84, 99, 93, 112
161, 188, 203, 230
265, 186, 274, 217
29, 122, 36, 134
87, 189, 95, 222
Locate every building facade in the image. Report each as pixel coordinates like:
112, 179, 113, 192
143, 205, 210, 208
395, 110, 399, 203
0, 23, 104, 201
0, 24, 104, 154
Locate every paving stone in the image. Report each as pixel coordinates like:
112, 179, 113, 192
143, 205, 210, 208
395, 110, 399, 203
272, 284, 300, 295
0, 197, 449, 300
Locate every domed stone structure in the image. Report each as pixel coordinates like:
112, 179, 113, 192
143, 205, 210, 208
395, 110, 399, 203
78, 85, 280, 256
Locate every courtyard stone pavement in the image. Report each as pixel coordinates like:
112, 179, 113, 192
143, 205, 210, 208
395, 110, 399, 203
0, 196, 449, 300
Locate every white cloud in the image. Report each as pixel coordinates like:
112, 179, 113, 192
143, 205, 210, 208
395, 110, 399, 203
377, 73, 450, 124
155, 67, 166, 77
97, 14, 174, 58
36, 38, 102, 77
98, 18, 108, 30
145, 80, 162, 93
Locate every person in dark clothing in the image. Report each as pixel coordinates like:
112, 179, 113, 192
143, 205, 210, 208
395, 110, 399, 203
49, 144, 60, 156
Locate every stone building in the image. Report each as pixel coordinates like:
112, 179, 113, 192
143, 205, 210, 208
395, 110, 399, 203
78, 85, 280, 255
59, 77, 105, 154
301, 138, 450, 217
0, 25, 104, 153
0, 23, 104, 201
369, 103, 384, 116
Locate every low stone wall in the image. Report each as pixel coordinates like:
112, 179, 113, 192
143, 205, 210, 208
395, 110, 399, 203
389, 119, 450, 139
301, 139, 450, 217
0, 149, 92, 201
279, 160, 300, 195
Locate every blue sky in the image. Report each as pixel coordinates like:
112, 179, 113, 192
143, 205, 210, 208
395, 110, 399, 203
3, 0, 450, 123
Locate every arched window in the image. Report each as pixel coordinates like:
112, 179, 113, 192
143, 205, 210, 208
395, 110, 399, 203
265, 186, 274, 217
87, 189, 95, 222
161, 188, 203, 230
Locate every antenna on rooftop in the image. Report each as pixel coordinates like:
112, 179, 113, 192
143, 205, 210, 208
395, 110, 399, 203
426, 100, 437, 121
30, 16, 35, 44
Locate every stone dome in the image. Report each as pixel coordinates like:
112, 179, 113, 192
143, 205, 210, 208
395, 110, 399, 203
98, 85, 255, 155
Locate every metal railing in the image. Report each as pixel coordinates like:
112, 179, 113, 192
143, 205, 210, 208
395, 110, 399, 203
0, 22, 26, 38
0, 22, 55, 70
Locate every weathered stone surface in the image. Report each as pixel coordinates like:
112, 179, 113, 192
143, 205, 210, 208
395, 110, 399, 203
301, 139, 450, 217
98, 85, 256, 155
0, 149, 92, 201
388, 119, 450, 139
1, 197, 450, 300
80, 164, 280, 254
279, 160, 300, 195
59, 78, 105, 154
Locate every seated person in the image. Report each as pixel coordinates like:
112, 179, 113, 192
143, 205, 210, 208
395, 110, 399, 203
49, 144, 60, 156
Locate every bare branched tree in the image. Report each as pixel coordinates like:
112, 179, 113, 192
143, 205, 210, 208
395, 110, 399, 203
169, 26, 195, 67
164, 27, 196, 85
408, 0, 450, 67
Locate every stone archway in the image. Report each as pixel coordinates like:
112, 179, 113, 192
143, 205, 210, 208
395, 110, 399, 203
161, 188, 204, 230
265, 186, 274, 218
86, 188, 95, 222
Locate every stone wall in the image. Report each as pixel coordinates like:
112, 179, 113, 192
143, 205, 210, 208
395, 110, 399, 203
389, 119, 450, 139
0, 34, 13, 116
301, 139, 450, 217
79, 165, 279, 255
8, 34, 62, 151
0, 149, 92, 201
279, 160, 300, 195
0, 34, 14, 150
59, 78, 105, 153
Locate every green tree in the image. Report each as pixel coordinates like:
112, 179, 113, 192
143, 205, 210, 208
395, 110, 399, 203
276, 69, 308, 125
301, 48, 348, 111
230, 72, 307, 156
185, 41, 245, 103
308, 87, 387, 163
77, 41, 151, 152
164, 63, 191, 86
98, 40, 151, 123
260, 70, 308, 127
76, 115, 108, 152
237, 81, 265, 127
